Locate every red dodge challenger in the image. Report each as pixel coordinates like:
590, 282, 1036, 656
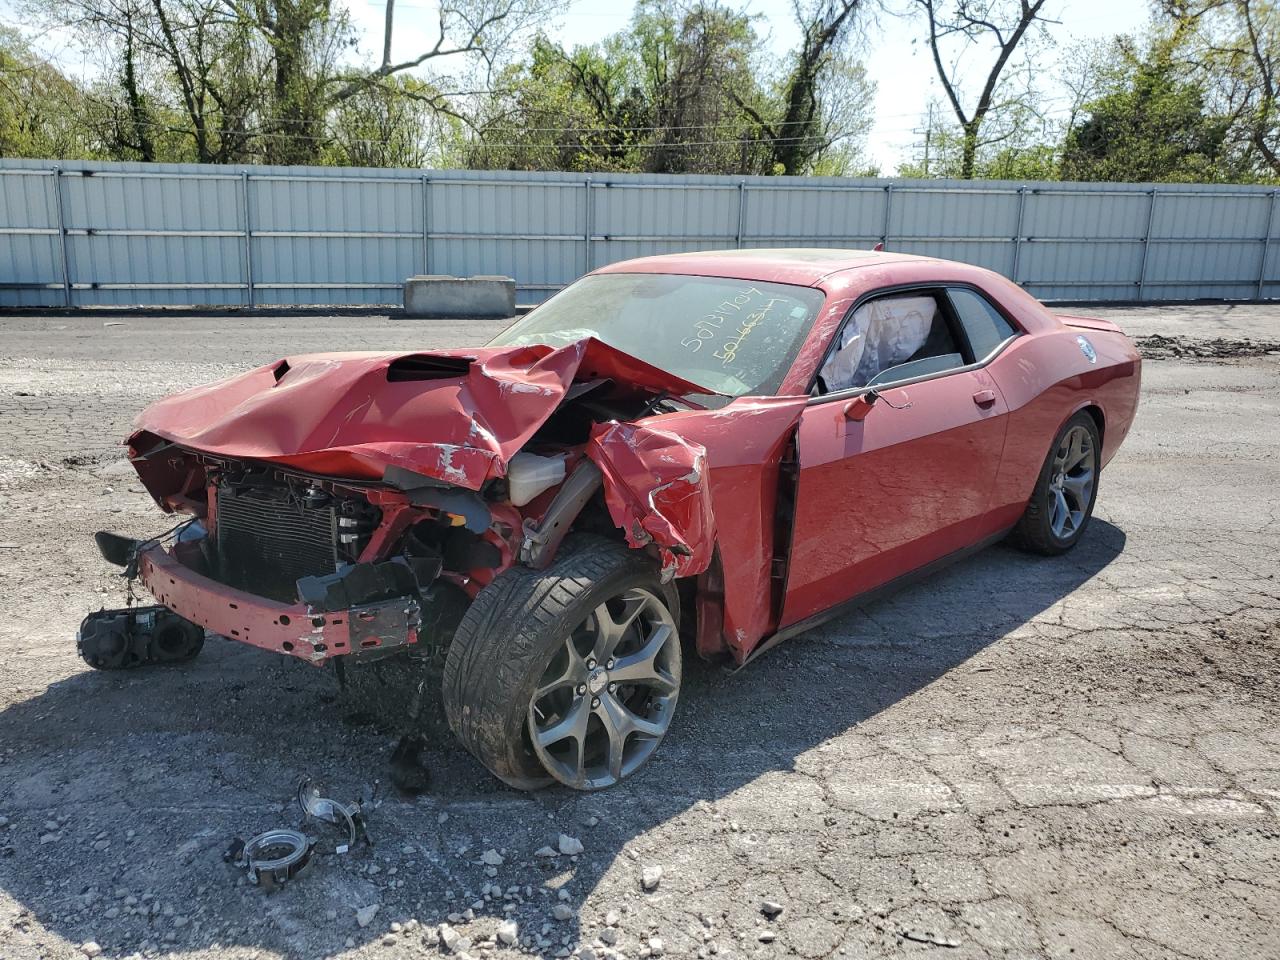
82, 249, 1141, 791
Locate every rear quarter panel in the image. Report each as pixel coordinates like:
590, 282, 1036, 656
988, 322, 1141, 526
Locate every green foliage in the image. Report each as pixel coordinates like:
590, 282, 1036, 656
1163, 0, 1280, 180
466, 2, 872, 175
1060, 35, 1233, 182
0, 27, 101, 159
5, 0, 1276, 183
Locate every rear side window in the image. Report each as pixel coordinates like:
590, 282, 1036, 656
948, 288, 1017, 360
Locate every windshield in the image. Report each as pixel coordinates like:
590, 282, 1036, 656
488, 273, 825, 397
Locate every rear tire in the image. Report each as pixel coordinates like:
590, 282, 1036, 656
442, 536, 681, 791
1009, 411, 1101, 556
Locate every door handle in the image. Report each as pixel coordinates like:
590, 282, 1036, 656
972, 389, 997, 407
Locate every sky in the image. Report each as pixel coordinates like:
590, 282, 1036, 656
341, 0, 1155, 171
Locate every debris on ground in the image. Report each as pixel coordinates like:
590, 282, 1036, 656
2, 310, 1279, 960
355, 905, 379, 928
641, 865, 663, 891
496, 918, 519, 945
1134, 334, 1280, 361
225, 829, 313, 888
388, 734, 431, 794
557, 834, 584, 856
901, 929, 961, 948
296, 777, 377, 852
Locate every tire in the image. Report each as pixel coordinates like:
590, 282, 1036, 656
442, 535, 681, 791
1009, 410, 1101, 556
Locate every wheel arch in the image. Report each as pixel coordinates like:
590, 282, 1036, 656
1079, 402, 1105, 446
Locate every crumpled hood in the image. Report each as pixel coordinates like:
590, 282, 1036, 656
130, 338, 713, 489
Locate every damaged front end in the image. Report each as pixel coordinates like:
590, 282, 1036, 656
108, 450, 515, 665
96, 338, 733, 668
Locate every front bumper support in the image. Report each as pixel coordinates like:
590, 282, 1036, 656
137, 545, 420, 664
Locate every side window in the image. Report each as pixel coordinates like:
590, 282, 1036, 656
948, 288, 1018, 360
817, 290, 965, 393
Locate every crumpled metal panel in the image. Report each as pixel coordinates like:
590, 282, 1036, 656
641, 397, 810, 658
130, 338, 712, 489
586, 421, 715, 581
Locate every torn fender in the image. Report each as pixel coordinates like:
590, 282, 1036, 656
640, 397, 811, 659
586, 396, 810, 662
129, 338, 714, 492
586, 421, 715, 581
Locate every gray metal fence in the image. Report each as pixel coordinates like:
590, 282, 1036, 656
2, 158, 1277, 308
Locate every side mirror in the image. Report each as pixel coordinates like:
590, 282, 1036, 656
843, 394, 876, 421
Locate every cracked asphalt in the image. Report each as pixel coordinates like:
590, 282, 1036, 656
0, 305, 1278, 960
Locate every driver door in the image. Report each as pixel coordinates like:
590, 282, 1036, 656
780, 289, 1011, 628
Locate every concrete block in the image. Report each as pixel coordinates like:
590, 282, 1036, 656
403, 275, 516, 319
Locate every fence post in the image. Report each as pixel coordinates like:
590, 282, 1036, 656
1258, 190, 1277, 300
735, 181, 746, 248
1137, 187, 1159, 302
52, 166, 72, 307
240, 171, 255, 308
881, 184, 893, 248
421, 174, 431, 275
1010, 186, 1027, 286
583, 177, 594, 273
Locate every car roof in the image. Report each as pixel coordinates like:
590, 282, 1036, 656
592, 248, 937, 287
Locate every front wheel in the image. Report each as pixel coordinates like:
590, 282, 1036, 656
442, 536, 681, 791
1009, 410, 1101, 555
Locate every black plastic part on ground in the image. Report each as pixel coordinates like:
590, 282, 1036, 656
76, 605, 205, 670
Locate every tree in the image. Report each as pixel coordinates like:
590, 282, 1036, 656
1060, 33, 1232, 181
1158, 0, 1280, 178
26, 0, 563, 164
896, 97, 1059, 178
0, 27, 99, 158
912, 0, 1054, 178
466, 0, 875, 176
324, 75, 447, 167
733, 0, 868, 175
468, 3, 774, 174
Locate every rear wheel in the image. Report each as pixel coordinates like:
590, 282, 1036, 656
1009, 411, 1100, 555
442, 536, 681, 791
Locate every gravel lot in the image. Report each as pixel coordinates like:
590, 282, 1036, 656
1, 305, 1278, 960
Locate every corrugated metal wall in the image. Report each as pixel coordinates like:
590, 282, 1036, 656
2, 158, 1277, 308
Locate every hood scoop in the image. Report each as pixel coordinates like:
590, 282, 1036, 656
387, 354, 475, 382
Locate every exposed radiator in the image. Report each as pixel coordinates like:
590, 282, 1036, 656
215, 486, 340, 602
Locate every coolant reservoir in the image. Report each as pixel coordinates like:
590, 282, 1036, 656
506, 452, 568, 506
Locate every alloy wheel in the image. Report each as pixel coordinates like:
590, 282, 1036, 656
527, 588, 680, 790
1047, 423, 1096, 540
